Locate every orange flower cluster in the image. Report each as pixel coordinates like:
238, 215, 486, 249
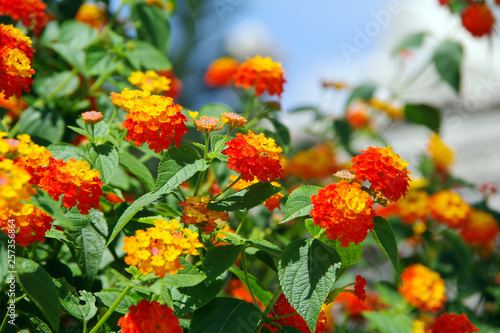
288, 142, 340, 180
334, 292, 382, 317
427, 133, 454, 171
81, 111, 103, 124
178, 196, 229, 233
399, 264, 446, 313
0, 0, 49, 33
223, 131, 284, 182
310, 181, 375, 246
234, 56, 286, 97
387, 190, 429, 224
123, 219, 202, 277
429, 312, 479, 333
265, 293, 326, 333
75, 3, 107, 30
428, 190, 470, 228
228, 175, 283, 212
0, 24, 35, 99
225, 279, 265, 310
189, 111, 223, 133
118, 300, 182, 333
349, 146, 411, 202
128, 70, 171, 94
461, 4, 495, 37
0, 92, 27, 120
346, 102, 371, 129
204, 57, 239, 87
221, 112, 247, 128
459, 209, 499, 255
110, 89, 188, 152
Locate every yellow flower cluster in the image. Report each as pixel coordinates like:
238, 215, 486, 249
368, 98, 403, 120
399, 264, 446, 313
428, 190, 470, 228
128, 70, 171, 94
123, 219, 202, 277
427, 133, 454, 170
110, 88, 151, 112
179, 196, 229, 233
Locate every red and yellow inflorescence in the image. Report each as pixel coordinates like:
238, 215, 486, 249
349, 146, 411, 202
234, 55, 286, 97
178, 196, 229, 233
429, 312, 479, 333
427, 133, 454, 171
81, 111, 103, 124
188, 111, 223, 133
459, 208, 499, 255
118, 300, 182, 333
310, 181, 375, 246
123, 219, 203, 277
223, 131, 284, 183
399, 264, 446, 313
334, 291, 384, 317
228, 175, 283, 212
110, 89, 189, 152
428, 190, 470, 229
128, 70, 171, 94
388, 190, 429, 224
221, 112, 247, 128
461, 3, 495, 37
75, 3, 108, 30
288, 142, 340, 181
354, 275, 367, 302
0, 24, 36, 99
204, 57, 240, 87
0, 0, 49, 33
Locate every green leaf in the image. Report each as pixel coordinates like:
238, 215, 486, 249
404, 104, 441, 132
33, 70, 79, 98
281, 186, 322, 224
51, 45, 86, 74
278, 239, 342, 332
30, 188, 74, 231
203, 244, 245, 284
245, 247, 278, 272
107, 145, 209, 245
345, 83, 376, 108
89, 142, 119, 185
127, 40, 171, 70
199, 103, 233, 118
208, 182, 283, 212
67, 125, 90, 138
119, 150, 155, 191
29, 317, 53, 333
433, 41, 463, 93
336, 241, 363, 273
47, 143, 84, 162
85, 47, 116, 76
131, 4, 170, 55
370, 216, 401, 282
56, 20, 98, 49
17, 108, 65, 143
95, 289, 137, 314
16, 258, 60, 330
269, 117, 291, 154
333, 119, 354, 151
162, 259, 207, 288
60, 288, 97, 322
449, 0, 469, 14
363, 311, 413, 333
246, 238, 282, 256
228, 266, 272, 306
392, 32, 427, 55
190, 298, 262, 333
170, 278, 223, 317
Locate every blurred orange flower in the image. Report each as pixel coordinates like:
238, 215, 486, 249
204, 57, 239, 87
234, 55, 286, 97
399, 264, 446, 313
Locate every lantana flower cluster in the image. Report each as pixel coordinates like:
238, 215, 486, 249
128, 70, 171, 94
178, 196, 229, 233
118, 300, 182, 333
287, 142, 340, 181
0, 0, 49, 33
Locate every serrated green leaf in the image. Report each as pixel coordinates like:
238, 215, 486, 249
228, 266, 272, 306
278, 239, 342, 332
162, 259, 207, 288
119, 150, 155, 191
95, 289, 137, 314
392, 32, 427, 55
404, 104, 441, 132
208, 182, 283, 212
336, 241, 363, 273
433, 41, 463, 93
281, 186, 322, 224
345, 83, 376, 109
16, 258, 60, 330
67, 125, 90, 138
371, 216, 401, 282
154, 145, 201, 191
190, 298, 261, 333
47, 143, 84, 162
89, 142, 119, 185
29, 317, 53, 333
203, 244, 245, 284
170, 278, 223, 317
30, 187, 74, 231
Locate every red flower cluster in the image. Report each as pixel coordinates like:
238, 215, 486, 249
0, 24, 35, 99
118, 300, 182, 333
0, 0, 49, 33
310, 181, 375, 246
461, 4, 495, 37
204, 57, 239, 87
222, 131, 284, 182
349, 146, 411, 202
354, 275, 367, 302
234, 56, 286, 97
429, 312, 479, 333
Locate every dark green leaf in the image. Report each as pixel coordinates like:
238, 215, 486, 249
131, 4, 170, 55
203, 244, 245, 284
119, 150, 155, 191
245, 247, 278, 272
190, 298, 262, 333
127, 40, 171, 70
333, 119, 354, 152
29, 317, 53, 333
95, 289, 137, 314
278, 239, 342, 332
281, 186, 322, 224
17, 108, 65, 143
47, 143, 84, 162
162, 259, 207, 288
228, 266, 272, 306
170, 278, 223, 317
449, 0, 469, 14
155, 145, 201, 191
16, 258, 60, 330
246, 238, 282, 256
56, 20, 98, 49
89, 142, 119, 185
345, 84, 376, 108
371, 216, 401, 282
336, 241, 363, 273
404, 104, 441, 132
433, 41, 463, 93
30, 188, 74, 231
269, 117, 291, 154
208, 182, 283, 212
392, 32, 427, 55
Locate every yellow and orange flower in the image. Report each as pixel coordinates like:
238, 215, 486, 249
221, 112, 247, 128
204, 57, 239, 87
428, 190, 470, 229
0, 24, 35, 98
427, 133, 454, 171
234, 56, 286, 97
399, 264, 446, 313
310, 181, 375, 246
368, 98, 404, 120
334, 292, 377, 317
349, 146, 411, 202
188, 111, 223, 133
128, 70, 171, 94
123, 219, 202, 277
429, 312, 479, 332
392, 190, 429, 224
0, 91, 27, 120
75, 2, 107, 30
227, 175, 283, 212
222, 131, 284, 183
111, 89, 189, 152
346, 102, 371, 130
288, 142, 340, 180
178, 196, 229, 233
82, 111, 103, 124
0, 0, 49, 33
459, 208, 499, 255
118, 300, 182, 333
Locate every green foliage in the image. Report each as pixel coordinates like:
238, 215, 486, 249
433, 41, 463, 93
404, 104, 441, 132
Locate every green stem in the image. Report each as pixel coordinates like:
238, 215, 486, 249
0, 294, 14, 333
313, 228, 326, 240
177, 185, 187, 201
211, 175, 242, 201
241, 251, 259, 308
213, 128, 233, 154
29, 241, 38, 261
255, 286, 283, 333
235, 210, 249, 235
47, 68, 79, 100
89, 71, 113, 93
107, 106, 119, 126
88, 285, 132, 333
193, 170, 206, 197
